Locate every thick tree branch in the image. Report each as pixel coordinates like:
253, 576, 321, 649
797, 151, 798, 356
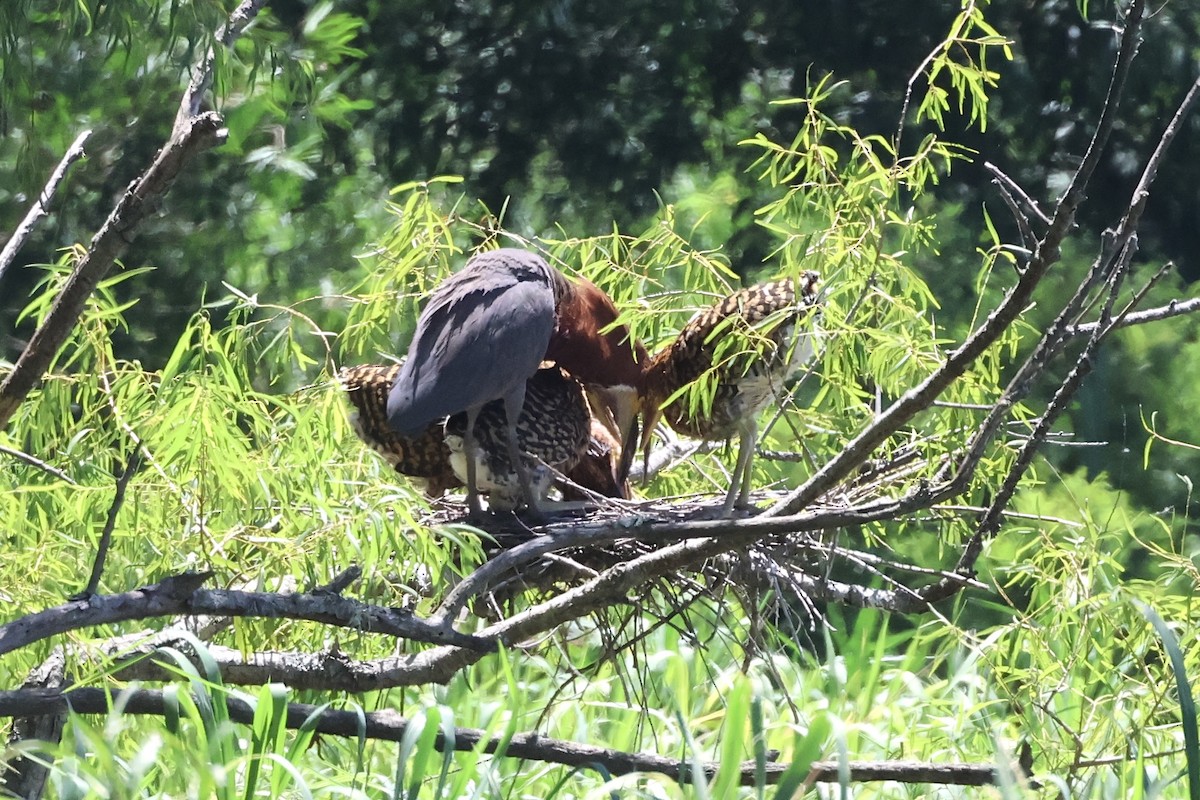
0, 129, 92, 285
1, 654, 68, 800
0, 477, 1000, 694
0, 686, 1013, 788
0, 572, 494, 657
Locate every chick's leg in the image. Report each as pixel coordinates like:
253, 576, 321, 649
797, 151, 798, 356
723, 418, 758, 516
463, 405, 484, 519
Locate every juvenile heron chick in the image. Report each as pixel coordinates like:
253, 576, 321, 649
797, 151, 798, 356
339, 364, 461, 497
561, 418, 629, 501
387, 249, 570, 517
639, 272, 821, 514
443, 367, 591, 511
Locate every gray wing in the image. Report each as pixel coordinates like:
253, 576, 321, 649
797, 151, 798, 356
387, 260, 557, 435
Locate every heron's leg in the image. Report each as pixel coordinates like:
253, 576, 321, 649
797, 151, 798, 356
502, 383, 543, 519
464, 406, 484, 518
722, 418, 758, 515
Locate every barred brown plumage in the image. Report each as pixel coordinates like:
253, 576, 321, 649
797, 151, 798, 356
342, 363, 620, 510
638, 271, 822, 515
561, 417, 629, 501
339, 364, 461, 497
383, 248, 645, 518
386, 249, 569, 517
444, 366, 592, 511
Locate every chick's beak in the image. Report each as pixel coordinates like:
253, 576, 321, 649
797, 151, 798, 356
608, 387, 640, 486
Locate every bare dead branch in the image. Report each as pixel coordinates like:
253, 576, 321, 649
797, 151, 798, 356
174, 0, 270, 133
0, 129, 92, 285
930, 63, 1200, 579
0, 0, 270, 429
939, 245, 1137, 588
0, 114, 224, 428
1114, 74, 1200, 246
984, 160, 1050, 227
1067, 293, 1200, 337
0, 685, 1013, 787
970, 243, 1133, 543
0, 572, 494, 657
988, 175, 1037, 258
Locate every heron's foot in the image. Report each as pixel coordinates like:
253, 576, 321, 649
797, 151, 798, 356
519, 501, 547, 525
693, 493, 760, 520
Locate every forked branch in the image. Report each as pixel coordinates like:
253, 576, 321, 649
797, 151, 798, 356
0, 0, 269, 429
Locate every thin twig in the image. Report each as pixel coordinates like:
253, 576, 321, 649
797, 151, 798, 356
1067, 294, 1200, 337
78, 450, 142, 598
984, 161, 1051, 227
990, 178, 1037, 260
0, 444, 77, 485
0, 129, 92, 285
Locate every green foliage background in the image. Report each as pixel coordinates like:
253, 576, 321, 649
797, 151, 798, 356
3, 0, 1200, 796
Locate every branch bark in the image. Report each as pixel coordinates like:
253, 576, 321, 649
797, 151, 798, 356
0, 572, 494, 658
0, 685, 1014, 788
0, 0, 270, 430
0, 129, 92, 285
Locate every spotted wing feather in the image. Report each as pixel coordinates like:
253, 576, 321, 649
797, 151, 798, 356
339, 364, 460, 496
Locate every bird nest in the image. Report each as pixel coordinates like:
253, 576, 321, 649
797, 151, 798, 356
416, 490, 832, 639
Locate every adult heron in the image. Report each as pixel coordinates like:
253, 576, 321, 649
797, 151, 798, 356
387, 249, 569, 517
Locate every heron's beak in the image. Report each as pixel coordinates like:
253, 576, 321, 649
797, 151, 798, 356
607, 387, 640, 485
633, 401, 663, 486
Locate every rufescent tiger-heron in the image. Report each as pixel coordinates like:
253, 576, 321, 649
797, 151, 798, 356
442, 366, 591, 510
340, 363, 460, 496
343, 363, 628, 506
637, 272, 821, 515
386, 248, 644, 517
